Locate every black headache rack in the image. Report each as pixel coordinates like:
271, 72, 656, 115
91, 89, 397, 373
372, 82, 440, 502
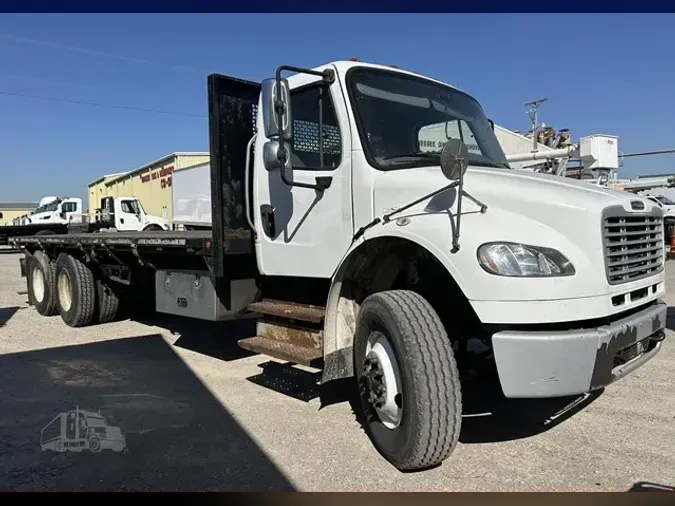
207, 72, 261, 274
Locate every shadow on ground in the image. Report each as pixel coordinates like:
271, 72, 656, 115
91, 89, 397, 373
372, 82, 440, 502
234, 357, 601, 446
105, 304, 604, 449
0, 334, 294, 491
0, 306, 20, 327
130, 312, 256, 363
458, 376, 602, 444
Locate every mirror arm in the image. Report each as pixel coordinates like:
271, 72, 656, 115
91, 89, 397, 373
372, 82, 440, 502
382, 182, 459, 224
274, 65, 336, 193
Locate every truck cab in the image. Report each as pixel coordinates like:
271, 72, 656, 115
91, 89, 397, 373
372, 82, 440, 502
97, 196, 169, 231
239, 60, 666, 467
644, 194, 675, 220
26, 197, 83, 225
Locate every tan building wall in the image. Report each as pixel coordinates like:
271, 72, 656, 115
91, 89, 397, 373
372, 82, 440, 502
88, 153, 209, 224
0, 205, 38, 226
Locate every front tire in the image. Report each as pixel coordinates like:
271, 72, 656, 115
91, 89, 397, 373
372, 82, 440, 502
55, 253, 96, 327
27, 251, 58, 316
88, 436, 101, 453
354, 290, 462, 471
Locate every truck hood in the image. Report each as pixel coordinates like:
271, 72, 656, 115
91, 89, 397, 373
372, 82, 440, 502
371, 165, 663, 303
373, 165, 649, 218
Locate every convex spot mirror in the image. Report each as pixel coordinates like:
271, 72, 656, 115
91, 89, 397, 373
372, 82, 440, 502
440, 138, 469, 181
261, 77, 292, 141
262, 140, 291, 172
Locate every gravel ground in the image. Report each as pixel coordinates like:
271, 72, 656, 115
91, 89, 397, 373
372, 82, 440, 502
0, 247, 674, 491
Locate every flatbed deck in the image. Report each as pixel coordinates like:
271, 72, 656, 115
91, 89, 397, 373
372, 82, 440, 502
10, 229, 253, 256
0, 223, 69, 245
11, 230, 211, 248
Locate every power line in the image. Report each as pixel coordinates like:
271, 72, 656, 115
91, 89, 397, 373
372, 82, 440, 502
0, 73, 103, 90
0, 32, 208, 74
0, 89, 206, 118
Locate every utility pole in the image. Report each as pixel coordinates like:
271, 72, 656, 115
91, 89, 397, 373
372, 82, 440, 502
524, 98, 548, 152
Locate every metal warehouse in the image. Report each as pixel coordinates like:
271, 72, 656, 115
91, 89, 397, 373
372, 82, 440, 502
0, 202, 39, 226
88, 152, 209, 223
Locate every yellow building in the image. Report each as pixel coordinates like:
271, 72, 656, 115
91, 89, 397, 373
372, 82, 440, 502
0, 202, 39, 226
88, 152, 209, 223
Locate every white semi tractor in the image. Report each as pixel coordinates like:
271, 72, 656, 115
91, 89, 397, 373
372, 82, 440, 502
12, 60, 667, 471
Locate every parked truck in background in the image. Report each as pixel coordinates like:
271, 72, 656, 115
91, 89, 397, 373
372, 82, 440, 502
0, 196, 168, 245
12, 60, 667, 471
96, 196, 169, 232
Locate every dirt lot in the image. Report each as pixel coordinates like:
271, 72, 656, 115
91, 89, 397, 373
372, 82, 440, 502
1, 247, 674, 491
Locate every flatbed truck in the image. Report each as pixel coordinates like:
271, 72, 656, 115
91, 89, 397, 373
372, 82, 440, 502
11, 60, 668, 471
0, 196, 168, 245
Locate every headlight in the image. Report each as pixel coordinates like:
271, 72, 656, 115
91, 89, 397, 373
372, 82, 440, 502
477, 242, 575, 277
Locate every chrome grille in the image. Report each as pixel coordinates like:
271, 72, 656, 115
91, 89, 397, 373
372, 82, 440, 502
603, 207, 664, 285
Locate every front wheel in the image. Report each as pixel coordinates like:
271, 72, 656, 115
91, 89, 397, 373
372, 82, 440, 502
354, 290, 462, 471
88, 436, 101, 453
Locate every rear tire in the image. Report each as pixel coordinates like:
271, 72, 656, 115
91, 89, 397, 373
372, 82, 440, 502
27, 251, 58, 316
354, 290, 462, 471
96, 277, 120, 324
54, 253, 96, 327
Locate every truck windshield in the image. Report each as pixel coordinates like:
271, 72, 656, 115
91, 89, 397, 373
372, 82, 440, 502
346, 67, 509, 171
656, 195, 675, 205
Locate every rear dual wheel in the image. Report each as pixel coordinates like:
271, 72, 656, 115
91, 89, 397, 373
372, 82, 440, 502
53, 253, 120, 327
55, 254, 96, 327
27, 250, 58, 316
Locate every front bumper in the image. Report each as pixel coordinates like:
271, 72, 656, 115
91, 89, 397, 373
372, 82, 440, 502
492, 299, 667, 398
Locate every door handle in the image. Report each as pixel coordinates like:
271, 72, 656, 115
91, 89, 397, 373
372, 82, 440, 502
260, 204, 275, 238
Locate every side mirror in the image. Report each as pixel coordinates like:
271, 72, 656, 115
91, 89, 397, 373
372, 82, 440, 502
488, 118, 495, 131
261, 77, 292, 141
262, 140, 291, 171
440, 138, 469, 181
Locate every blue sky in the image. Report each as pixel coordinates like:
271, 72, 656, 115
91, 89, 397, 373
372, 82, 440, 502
1, 13, 674, 203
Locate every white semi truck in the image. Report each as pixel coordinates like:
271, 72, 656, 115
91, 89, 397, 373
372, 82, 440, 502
11, 60, 667, 471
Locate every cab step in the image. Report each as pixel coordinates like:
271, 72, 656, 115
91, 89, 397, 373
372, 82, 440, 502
237, 316, 324, 367
247, 299, 325, 324
238, 336, 322, 367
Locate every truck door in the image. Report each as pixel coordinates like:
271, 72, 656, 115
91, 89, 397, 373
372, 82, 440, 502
116, 199, 142, 230
59, 198, 81, 223
253, 64, 353, 277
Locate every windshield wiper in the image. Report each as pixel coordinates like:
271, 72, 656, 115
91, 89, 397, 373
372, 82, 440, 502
382, 151, 440, 161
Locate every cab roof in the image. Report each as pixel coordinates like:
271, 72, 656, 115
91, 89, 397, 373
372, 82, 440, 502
322, 60, 465, 94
